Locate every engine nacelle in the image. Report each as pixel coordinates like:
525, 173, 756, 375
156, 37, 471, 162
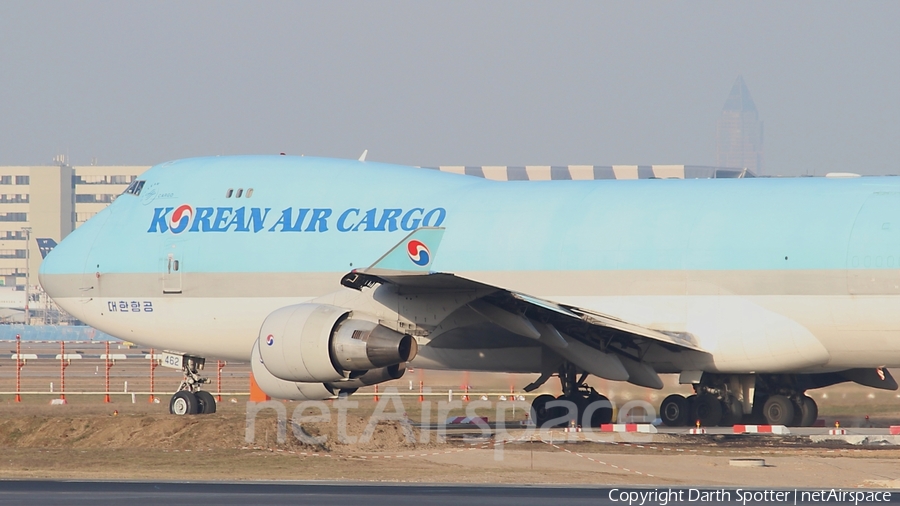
250, 344, 335, 401
327, 363, 407, 392
258, 303, 417, 383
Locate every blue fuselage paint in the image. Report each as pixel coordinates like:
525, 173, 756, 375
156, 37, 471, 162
40, 156, 899, 277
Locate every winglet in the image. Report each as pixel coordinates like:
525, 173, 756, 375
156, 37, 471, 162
364, 227, 445, 273
358, 149, 368, 162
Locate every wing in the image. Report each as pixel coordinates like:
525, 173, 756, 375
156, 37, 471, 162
341, 228, 710, 390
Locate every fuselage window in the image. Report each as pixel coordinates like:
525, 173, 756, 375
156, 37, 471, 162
235, 188, 243, 198
225, 189, 233, 198
123, 180, 146, 196
246, 188, 253, 198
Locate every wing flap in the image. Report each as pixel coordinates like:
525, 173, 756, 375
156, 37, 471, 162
565, 307, 704, 352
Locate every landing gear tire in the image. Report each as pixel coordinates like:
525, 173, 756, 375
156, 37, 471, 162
580, 391, 612, 427
796, 395, 818, 427
543, 363, 613, 429
530, 394, 556, 428
749, 394, 767, 424
692, 394, 723, 427
195, 391, 217, 414
720, 396, 743, 426
170, 391, 198, 416
554, 394, 575, 426
685, 394, 697, 425
660, 394, 689, 427
763, 394, 794, 425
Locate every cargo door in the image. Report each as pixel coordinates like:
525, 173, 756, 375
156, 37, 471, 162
847, 192, 900, 295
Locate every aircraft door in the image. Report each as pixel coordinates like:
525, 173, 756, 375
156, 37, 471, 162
160, 240, 187, 294
846, 192, 900, 295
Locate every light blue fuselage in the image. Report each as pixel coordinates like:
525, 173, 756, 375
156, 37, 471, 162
39, 156, 900, 372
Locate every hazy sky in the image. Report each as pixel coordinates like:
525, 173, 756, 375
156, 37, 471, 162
1, 2, 898, 175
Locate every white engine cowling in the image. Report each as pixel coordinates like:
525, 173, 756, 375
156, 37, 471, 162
250, 343, 335, 401
257, 303, 418, 383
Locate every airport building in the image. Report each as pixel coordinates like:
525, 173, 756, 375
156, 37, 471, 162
717, 76, 764, 175
423, 164, 751, 181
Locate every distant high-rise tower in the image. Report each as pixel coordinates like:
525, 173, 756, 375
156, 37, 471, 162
716, 76, 764, 175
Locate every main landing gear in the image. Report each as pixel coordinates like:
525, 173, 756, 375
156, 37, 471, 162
530, 363, 613, 428
169, 355, 217, 416
659, 373, 819, 427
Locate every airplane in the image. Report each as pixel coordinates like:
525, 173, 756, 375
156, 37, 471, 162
38, 155, 899, 426
36, 238, 58, 259
0, 287, 26, 323
0, 239, 59, 323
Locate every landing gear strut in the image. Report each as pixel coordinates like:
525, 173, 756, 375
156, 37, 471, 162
530, 363, 612, 428
168, 355, 217, 416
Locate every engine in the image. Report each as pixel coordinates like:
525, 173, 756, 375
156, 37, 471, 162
250, 345, 335, 400
327, 363, 407, 395
253, 303, 417, 399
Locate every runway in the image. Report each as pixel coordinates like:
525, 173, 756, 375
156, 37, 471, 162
0, 481, 895, 506
0, 481, 623, 506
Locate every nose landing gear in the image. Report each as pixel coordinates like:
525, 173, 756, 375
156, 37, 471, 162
167, 355, 217, 416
